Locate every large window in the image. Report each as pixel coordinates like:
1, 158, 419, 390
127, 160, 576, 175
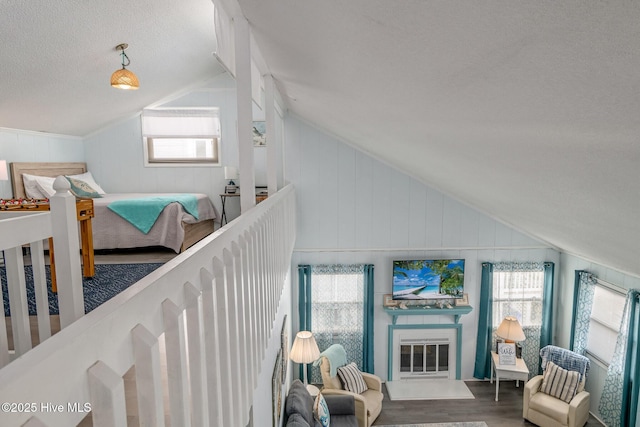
490, 262, 551, 376
586, 285, 626, 365
298, 264, 374, 384
492, 269, 544, 330
141, 108, 221, 166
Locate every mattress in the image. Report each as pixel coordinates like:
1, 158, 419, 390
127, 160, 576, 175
91, 193, 218, 253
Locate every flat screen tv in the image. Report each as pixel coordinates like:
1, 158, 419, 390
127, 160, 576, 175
392, 259, 465, 300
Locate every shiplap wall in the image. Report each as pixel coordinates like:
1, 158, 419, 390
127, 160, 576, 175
0, 129, 84, 198
285, 115, 560, 380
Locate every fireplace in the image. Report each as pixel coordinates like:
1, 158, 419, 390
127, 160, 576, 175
400, 338, 450, 378
391, 328, 457, 380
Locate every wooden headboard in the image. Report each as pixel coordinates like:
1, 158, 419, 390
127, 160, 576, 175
10, 162, 87, 199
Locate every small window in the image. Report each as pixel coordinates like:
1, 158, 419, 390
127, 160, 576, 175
147, 138, 218, 164
142, 108, 221, 166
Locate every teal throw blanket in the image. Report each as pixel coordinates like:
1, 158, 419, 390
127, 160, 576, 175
108, 195, 199, 234
313, 343, 348, 376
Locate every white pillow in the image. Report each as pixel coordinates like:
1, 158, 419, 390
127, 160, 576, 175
22, 173, 54, 199
65, 171, 106, 195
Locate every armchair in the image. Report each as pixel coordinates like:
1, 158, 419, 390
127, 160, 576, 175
318, 345, 383, 427
523, 345, 591, 427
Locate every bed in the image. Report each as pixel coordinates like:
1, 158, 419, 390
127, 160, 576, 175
10, 162, 218, 253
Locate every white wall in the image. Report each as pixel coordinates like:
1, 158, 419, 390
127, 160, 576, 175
556, 252, 640, 420
0, 128, 84, 198
285, 115, 560, 380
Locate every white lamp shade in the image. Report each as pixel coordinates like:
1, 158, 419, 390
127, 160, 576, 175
290, 331, 320, 364
224, 166, 238, 180
0, 160, 7, 181
496, 316, 526, 342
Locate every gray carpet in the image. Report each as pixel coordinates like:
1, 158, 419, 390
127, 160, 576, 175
375, 423, 488, 427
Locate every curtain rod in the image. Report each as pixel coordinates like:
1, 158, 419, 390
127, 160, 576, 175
590, 274, 626, 295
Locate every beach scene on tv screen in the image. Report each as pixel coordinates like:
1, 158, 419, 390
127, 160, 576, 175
392, 259, 465, 300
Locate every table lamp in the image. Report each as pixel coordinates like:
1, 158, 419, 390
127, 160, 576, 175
224, 166, 238, 194
290, 331, 320, 387
496, 315, 526, 343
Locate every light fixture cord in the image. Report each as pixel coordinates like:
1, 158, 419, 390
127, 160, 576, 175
120, 50, 131, 69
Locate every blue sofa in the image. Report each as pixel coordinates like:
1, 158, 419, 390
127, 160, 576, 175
284, 379, 358, 427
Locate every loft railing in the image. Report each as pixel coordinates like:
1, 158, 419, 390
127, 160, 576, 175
0, 178, 84, 367
0, 184, 296, 427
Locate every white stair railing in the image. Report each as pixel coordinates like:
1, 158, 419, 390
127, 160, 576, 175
0, 184, 296, 427
0, 177, 84, 367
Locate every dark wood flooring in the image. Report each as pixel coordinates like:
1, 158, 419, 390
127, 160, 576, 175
373, 380, 603, 427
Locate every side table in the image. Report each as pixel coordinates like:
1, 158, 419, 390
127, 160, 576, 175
490, 351, 529, 401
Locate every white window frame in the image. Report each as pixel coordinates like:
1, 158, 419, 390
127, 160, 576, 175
585, 284, 626, 366
141, 108, 221, 167
492, 270, 545, 329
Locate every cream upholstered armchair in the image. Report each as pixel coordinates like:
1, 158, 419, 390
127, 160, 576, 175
523, 345, 591, 427
317, 344, 383, 427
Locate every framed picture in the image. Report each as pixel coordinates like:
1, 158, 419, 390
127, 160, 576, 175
272, 350, 283, 427
253, 121, 266, 146
455, 293, 470, 306
497, 342, 517, 365
383, 294, 398, 307
280, 315, 288, 385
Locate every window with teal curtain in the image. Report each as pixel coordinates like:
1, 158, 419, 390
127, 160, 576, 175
473, 263, 494, 379
570, 270, 596, 354
473, 262, 554, 379
598, 290, 640, 427
298, 264, 375, 384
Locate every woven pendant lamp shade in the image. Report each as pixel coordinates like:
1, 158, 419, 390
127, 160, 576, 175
111, 68, 139, 90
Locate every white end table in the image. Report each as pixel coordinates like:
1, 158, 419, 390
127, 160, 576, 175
490, 351, 530, 401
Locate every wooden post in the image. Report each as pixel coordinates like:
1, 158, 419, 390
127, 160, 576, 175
49, 176, 84, 327
264, 74, 279, 195
234, 15, 256, 214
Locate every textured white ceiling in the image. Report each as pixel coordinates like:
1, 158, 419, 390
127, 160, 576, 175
0, 0, 224, 136
238, 0, 640, 276
2, 0, 639, 276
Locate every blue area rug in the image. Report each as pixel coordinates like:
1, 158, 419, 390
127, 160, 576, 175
1, 263, 164, 316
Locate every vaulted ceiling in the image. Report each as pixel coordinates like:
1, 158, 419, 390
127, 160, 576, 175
2, 1, 639, 276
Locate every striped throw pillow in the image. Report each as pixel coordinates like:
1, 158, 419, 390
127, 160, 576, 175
337, 362, 368, 394
540, 361, 580, 403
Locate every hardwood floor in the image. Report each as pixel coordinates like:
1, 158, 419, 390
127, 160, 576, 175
373, 380, 603, 427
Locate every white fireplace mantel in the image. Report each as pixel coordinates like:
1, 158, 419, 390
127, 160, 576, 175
383, 305, 473, 325
384, 305, 474, 381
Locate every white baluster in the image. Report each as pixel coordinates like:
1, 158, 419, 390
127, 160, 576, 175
200, 267, 223, 426
131, 324, 165, 427
212, 257, 235, 427
30, 240, 51, 343
162, 299, 191, 427
5, 246, 32, 356
87, 361, 127, 427
184, 282, 209, 427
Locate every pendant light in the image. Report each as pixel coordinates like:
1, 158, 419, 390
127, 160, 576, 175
110, 43, 139, 90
